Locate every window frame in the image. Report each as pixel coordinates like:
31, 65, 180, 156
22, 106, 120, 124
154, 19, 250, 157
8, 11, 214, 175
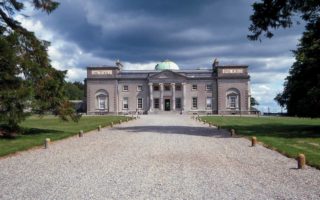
206, 84, 212, 91
123, 85, 129, 92
175, 84, 181, 91
192, 97, 198, 109
175, 98, 181, 109
154, 98, 160, 109
137, 85, 143, 91
153, 85, 160, 91
123, 97, 129, 109
192, 84, 197, 90
137, 98, 143, 109
206, 97, 212, 109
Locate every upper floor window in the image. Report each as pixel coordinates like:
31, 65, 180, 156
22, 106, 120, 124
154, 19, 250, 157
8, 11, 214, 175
123, 85, 129, 91
176, 98, 181, 109
192, 84, 197, 90
153, 85, 159, 91
176, 84, 181, 91
137, 85, 143, 91
164, 85, 170, 91
206, 84, 212, 91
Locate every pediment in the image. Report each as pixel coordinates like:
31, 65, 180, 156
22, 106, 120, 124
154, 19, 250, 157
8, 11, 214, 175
149, 70, 187, 80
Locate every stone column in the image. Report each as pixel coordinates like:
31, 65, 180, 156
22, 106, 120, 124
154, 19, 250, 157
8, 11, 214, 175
182, 83, 186, 112
149, 83, 153, 112
171, 83, 176, 111
160, 83, 164, 111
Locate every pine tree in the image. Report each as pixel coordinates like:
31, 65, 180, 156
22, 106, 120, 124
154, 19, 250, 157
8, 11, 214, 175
0, 1, 79, 136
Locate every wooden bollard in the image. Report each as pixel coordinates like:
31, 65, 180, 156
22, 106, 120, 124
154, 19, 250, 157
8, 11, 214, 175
111, 122, 113, 127
126, 118, 129, 122
230, 129, 235, 137
119, 120, 122, 124
209, 123, 212, 127
79, 130, 83, 137
44, 138, 50, 149
298, 154, 306, 169
98, 125, 101, 131
251, 137, 257, 147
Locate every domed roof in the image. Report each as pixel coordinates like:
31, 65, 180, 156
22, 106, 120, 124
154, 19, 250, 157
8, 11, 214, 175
155, 60, 179, 71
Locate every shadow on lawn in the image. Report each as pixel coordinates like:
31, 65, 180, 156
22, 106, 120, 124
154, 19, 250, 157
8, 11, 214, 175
0, 127, 63, 140
222, 124, 320, 138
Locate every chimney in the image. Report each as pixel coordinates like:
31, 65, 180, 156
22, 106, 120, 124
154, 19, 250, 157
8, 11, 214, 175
116, 59, 123, 70
212, 58, 219, 68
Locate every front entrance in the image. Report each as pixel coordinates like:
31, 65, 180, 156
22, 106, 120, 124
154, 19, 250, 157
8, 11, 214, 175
164, 99, 171, 111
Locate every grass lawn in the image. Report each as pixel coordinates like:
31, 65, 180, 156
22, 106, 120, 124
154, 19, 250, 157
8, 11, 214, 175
0, 115, 130, 157
201, 116, 320, 169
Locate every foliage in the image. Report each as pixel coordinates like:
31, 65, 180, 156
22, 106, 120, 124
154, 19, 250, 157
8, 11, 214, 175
0, 116, 130, 157
64, 82, 84, 100
202, 116, 320, 169
248, 0, 320, 117
248, 0, 320, 40
0, 0, 79, 135
250, 97, 259, 106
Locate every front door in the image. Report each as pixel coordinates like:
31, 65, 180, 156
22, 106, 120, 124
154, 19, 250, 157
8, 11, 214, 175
164, 99, 171, 111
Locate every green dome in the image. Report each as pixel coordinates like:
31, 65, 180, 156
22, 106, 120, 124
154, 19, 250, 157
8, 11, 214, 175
155, 60, 179, 71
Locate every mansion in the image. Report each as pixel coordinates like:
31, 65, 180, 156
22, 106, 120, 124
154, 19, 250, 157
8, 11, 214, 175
85, 59, 251, 115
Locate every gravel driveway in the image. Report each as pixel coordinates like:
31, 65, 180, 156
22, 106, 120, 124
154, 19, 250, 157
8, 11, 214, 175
0, 115, 319, 200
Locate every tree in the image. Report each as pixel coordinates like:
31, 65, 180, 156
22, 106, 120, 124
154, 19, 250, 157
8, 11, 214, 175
248, 0, 320, 117
250, 97, 259, 106
64, 82, 84, 100
0, 1, 79, 136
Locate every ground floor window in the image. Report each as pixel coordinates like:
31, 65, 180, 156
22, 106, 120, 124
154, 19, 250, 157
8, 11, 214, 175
176, 98, 181, 109
229, 96, 237, 108
206, 97, 212, 109
98, 95, 106, 109
123, 97, 129, 109
192, 97, 198, 109
137, 98, 143, 109
154, 98, 160, 109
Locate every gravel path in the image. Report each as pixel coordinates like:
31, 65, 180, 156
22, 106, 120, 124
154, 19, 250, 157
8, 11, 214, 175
0, 115, 320, 200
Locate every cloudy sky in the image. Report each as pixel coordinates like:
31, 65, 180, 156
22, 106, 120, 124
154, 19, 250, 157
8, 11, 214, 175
18, 0, 305, 113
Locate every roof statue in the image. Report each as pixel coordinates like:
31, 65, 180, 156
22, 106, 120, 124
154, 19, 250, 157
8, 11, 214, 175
155, 60, 180, 71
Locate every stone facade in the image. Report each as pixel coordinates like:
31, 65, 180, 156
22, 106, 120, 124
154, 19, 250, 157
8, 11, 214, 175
85, 61, 251, 115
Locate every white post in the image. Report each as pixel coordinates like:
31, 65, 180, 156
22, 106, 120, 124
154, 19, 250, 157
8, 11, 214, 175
182, 83, 186, 112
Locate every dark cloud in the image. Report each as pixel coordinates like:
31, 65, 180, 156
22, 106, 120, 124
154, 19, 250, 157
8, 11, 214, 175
25, 0, 306, 112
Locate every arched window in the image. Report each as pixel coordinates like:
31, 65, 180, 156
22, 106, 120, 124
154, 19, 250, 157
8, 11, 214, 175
95, 90, 109, 111
226, 88, 240, 110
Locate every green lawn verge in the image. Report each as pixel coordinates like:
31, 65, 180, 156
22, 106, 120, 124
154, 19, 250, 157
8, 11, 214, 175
0, 115, 130, 157
201, 116, 320, 169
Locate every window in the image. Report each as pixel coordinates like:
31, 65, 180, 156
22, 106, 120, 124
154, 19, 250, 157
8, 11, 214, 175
137, 98, 143, 109
98, 95, 106, 109
229, 96, 237, 108
176, 84, 181, 91
192, 97, 198, 109
176, 98, 181, 109
206, 97, 212, 108
226, 88, 240, 110
96, 90, 108, 111
123, 97, 129, 109
206, 84, 212, 91
153, 85, 159, 91
137, 85, 143, 91
192, 84, 197, 90
154, 98, 160, 109
164, 84, 170, 91
123, 85, 128, 91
